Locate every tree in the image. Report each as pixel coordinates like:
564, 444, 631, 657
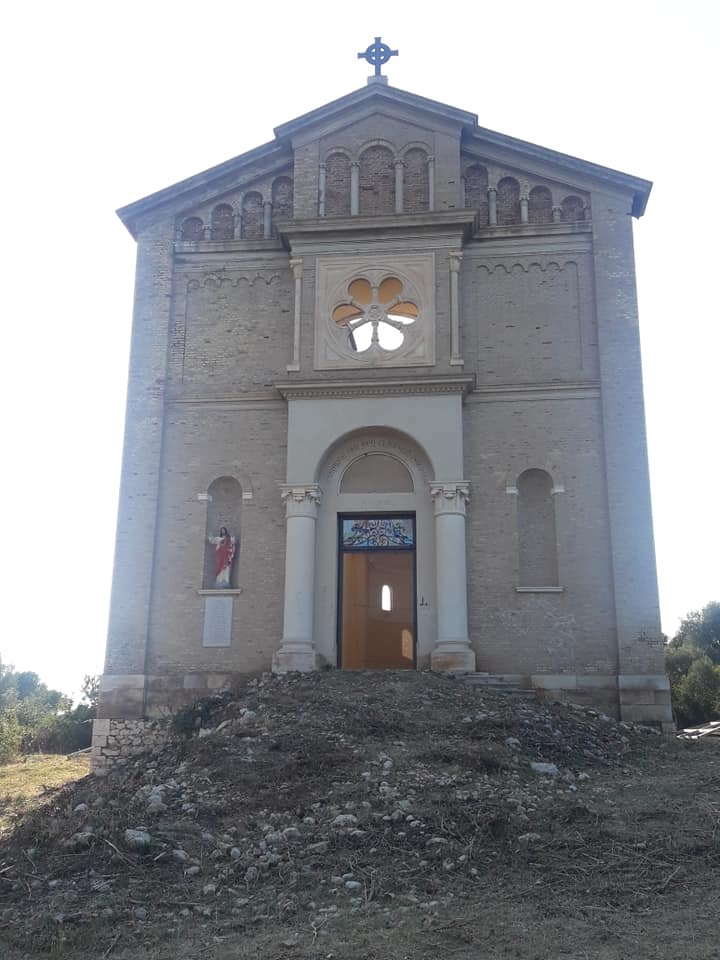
672, 655, 720, 727
666, 601, 720, 727
671, 602, 720, 663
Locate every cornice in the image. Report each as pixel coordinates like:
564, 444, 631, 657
275, 375, 476, 401
277, 210, 478, 248
466, 381, 600, 403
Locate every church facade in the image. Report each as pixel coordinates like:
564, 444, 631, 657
99, 76, 672, 735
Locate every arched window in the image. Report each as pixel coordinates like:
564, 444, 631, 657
204, 476, 242, 589
271, 176, 293, 233
210, 204, 234, 241
528, 186, 553, 225
325, 152, 351, 217
241, 191, 264, 240
381, 584, 393, 612
180, 216, 204, 241
403, 148, 429, 213
464, 164, 489, 225
359, 145, 395, 216
561, 195, 585, 222
497, 177, 521, 225
517, 469, 559, 588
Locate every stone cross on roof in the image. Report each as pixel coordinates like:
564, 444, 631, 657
357, 37, 398, 82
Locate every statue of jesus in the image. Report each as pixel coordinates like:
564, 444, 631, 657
208, 527, 236, 588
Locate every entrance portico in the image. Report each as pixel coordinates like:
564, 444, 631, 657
272, 378, 476, 674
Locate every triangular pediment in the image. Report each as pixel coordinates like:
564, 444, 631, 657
117, 82, 651, 237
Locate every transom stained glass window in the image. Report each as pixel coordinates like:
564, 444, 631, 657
341, 517, 415, 549
332, 276, 419, 353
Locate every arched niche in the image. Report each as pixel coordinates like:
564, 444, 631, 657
210, 204, 234, 241
181, 216, 204, 241
359, 144, 396, 216
203, 476, 242, 589
241, 191, 264, 240
325, 152, 351, 217
517, 469, 559, 588
497, 176, 521, 225
402, 148, 429, 213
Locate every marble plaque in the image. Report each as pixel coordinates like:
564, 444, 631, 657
202, 596, 233, 647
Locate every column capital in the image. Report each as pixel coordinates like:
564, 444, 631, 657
289, 257, 303, 279
319, 161, 327, 171
263, 199, 273, 209
350, 160, 360, 169
430, 481, 470, 515
280, 484, 322, 517
449, 250, 463, 273
394, 158, 405, 168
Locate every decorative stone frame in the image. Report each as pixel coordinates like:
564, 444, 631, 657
314, 253, 436, 370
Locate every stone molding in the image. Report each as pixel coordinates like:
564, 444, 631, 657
430, 481, 470, 515
276, 375, 475, 401
466, 381, 600, 404
276, 209, 477, 240
196, 588, 243, 596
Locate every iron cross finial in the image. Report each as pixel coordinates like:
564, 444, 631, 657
357, 37, 398, 78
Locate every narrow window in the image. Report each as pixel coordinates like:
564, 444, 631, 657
381, 584, 393, 612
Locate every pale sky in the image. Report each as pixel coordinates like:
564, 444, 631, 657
1, 1, 717, 699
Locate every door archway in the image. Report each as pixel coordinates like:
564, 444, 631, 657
314, 428, 436, 668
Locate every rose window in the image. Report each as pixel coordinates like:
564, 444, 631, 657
332, 276, 419, 353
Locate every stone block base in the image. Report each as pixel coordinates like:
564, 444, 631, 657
526, 673, 674, 727
91, 717, 170, 776
431, 645, 477, 673
272, 647, 320, 673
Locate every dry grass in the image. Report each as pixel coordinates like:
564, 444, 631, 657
0, 754, 91, 834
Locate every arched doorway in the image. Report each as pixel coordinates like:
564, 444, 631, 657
315, 428, 436, 669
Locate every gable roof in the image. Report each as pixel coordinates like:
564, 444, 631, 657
117, 82, 651, 237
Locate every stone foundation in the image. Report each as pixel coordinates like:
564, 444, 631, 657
91, 718, 171, 776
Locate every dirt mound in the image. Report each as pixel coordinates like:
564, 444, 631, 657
0, 671, 718, 960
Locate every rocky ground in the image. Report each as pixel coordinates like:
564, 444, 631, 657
0, 671, 718, 960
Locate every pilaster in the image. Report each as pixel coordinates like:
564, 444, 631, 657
287, 258, 302, 372
102, 219, 175, 719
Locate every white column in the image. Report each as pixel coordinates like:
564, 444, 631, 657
350, 161, 360, 215
287, 258, 302, 372
520, 196, 529, 224
272, 484, 322, 673
428, 155, 435, 211
552, 206, 562, 223
263, 201, 273, 238
488, 187, 497, 226
394, 159, 404, 213
430, 482, 476, 672
449, 251, 463, 366
318, 162, 326, 217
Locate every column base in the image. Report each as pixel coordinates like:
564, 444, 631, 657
272, 645, 320, 674
430, 644, 476, 673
